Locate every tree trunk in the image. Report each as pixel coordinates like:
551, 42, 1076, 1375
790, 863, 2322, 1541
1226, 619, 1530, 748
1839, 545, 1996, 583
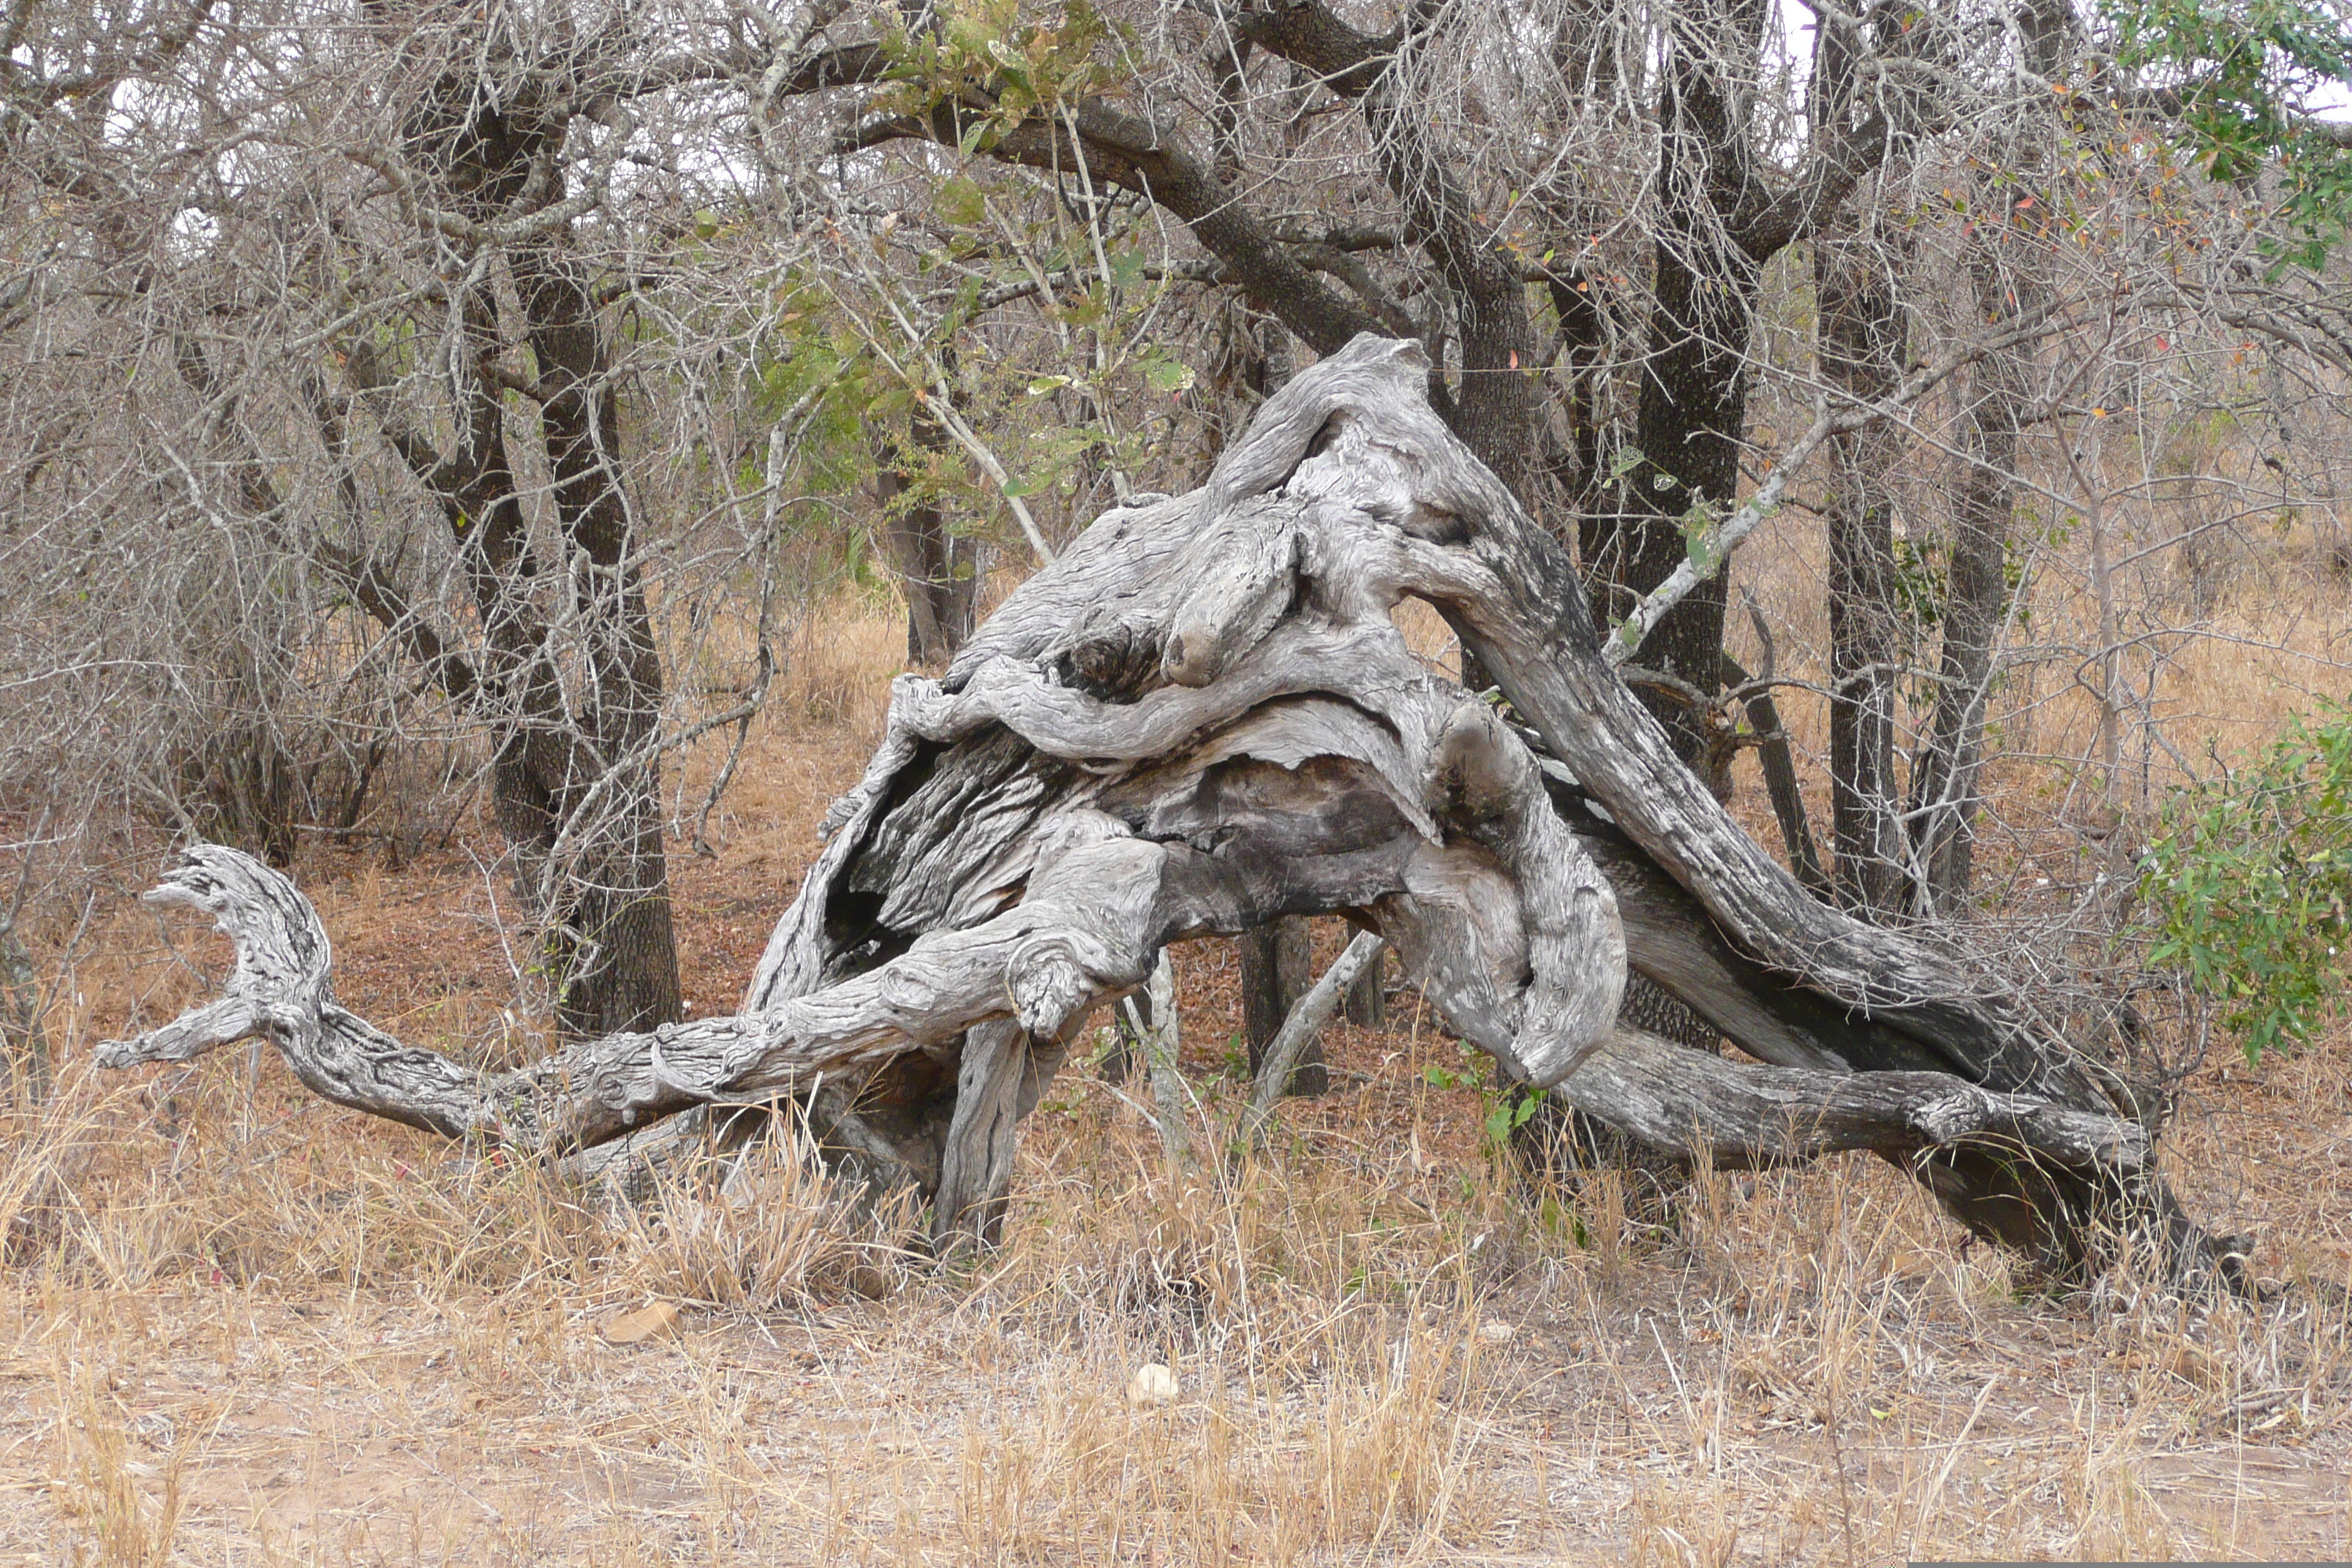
1907, 290, 2021, 913
874, 377, 982, 668
1604, 0, 1774, 780
170, 268, 679, 1041
1241, 916, 1322, 1095
930, 1019, 1062, 1250
1810, 0, 1932, 918
1816, 210, 1910, 916
1907, 0, 2073, 916
1722, 649, 1831, 900
1245, 930, 1382, 1142
510, 240, 684, 1040
1343, 941, 1385, 1027
365, 53, 682, 1042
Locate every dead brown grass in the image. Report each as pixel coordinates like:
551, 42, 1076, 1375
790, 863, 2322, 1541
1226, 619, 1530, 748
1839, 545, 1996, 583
6, 592, 2352, 1565
1733, 473, 2352, 867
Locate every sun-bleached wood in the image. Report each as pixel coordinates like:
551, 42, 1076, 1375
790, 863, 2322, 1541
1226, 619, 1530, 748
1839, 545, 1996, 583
930, 1018, 1028, 1251
101, 335, 2233, 1281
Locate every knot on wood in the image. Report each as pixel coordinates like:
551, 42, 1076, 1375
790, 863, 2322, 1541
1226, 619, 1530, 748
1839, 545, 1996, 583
1425, 698, 1531, 826
878, 967, 941, 1016
1005, 933, 1112, 1039
592, 1064, 639, 1115
1158, 502, 1299, 687
1908, 1089, 1993, 1147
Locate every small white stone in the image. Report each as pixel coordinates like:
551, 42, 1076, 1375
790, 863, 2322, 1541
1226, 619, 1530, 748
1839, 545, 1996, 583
1127, 1362, 1180, 1407
601, 1299, 683, 1345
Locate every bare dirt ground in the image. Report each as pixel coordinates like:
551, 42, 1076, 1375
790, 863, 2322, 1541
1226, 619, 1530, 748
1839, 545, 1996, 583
7, 605, 2352, 1565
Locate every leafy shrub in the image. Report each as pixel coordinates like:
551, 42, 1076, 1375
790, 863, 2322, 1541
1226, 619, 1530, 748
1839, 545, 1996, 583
2108, 0, 2352, 268
2139, 702, 2352, 1061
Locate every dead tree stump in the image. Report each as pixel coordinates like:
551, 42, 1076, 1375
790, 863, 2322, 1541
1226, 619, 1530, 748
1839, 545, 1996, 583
99, 334, 2247, 1285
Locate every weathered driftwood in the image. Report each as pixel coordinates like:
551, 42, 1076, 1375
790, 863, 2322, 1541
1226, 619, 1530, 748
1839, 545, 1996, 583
930, 1018, 1029, 1249
100, 334, 2234, 1280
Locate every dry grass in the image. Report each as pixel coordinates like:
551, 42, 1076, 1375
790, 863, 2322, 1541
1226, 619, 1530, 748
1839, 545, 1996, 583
6, 591, 2352, 1565
1733, 472, 2352, 864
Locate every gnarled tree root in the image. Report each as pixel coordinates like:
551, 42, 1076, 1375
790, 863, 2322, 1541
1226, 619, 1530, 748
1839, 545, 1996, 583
100, 333, 2253, 1287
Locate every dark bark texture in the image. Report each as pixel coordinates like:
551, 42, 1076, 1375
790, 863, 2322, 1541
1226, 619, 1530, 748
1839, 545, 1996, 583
361, 53, 684, 1039
1241, 916, 1324, 1096
1817, 209, 1910, 915
1907, 0, 2074, 916
874, 401, 982, 668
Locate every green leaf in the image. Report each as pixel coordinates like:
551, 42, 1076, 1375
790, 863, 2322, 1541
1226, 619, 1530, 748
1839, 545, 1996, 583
933, 176, 987, 228
1678, 501, 1722, 573
1141, 355, 1195, 393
